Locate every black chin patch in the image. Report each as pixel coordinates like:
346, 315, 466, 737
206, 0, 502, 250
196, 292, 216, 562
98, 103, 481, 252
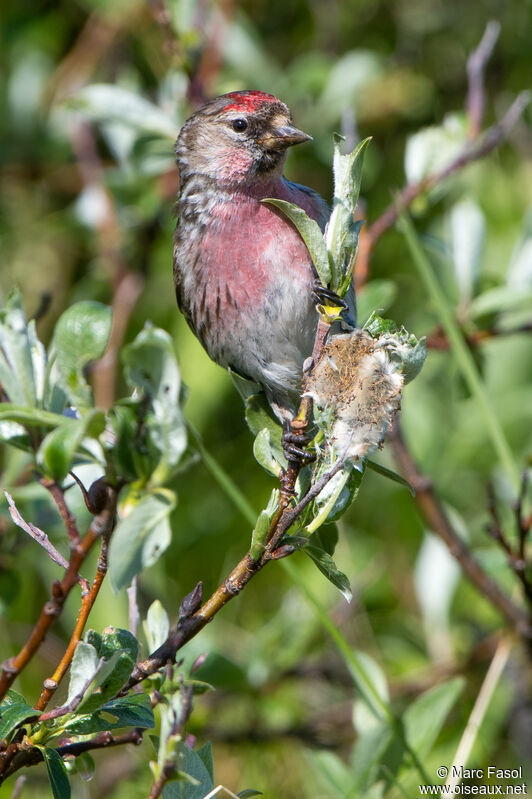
257, 149, 284, 173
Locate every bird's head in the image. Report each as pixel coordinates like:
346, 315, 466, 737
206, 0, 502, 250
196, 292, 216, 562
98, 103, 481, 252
175, 90, 311, 185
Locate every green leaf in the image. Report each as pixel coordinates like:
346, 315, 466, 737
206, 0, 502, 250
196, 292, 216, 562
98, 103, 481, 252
366, 461, 414, 495
42, 747, 71, 799
81, 656, 138, 713
252, 428, 282, 477
109, 488, 176, 591
326, 136, 370, 295
238, 791, 263, 798
36, 409, 105, 481
62, 693, 154, 735
66, 629, 139, 713
356, 280, 398, 327
362, 312, 398, 337
244, 393, 286, 468
0, 700, 37, 742
263, 198, 331, 287
310, 524, 338, 556
144, 600, 170, 651
304, 544, 352, 602
162, 742, 215, 799
66, 641, 100, 704
0, 287, 41, 406
196, 742, 214, 783
0, 404, 69, 429
403, 677, 465, 758
250, 509, 270, 561
52, 302, 112, 407
122, 325, 187, 483
307, 466, 363, 533
99, 627, 139, 662
68, 84, 177, 139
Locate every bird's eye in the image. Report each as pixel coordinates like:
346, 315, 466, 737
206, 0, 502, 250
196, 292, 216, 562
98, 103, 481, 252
231, 118, 248, 132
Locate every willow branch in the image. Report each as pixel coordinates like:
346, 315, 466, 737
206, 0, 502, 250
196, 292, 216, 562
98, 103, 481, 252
0, 730, 144, 783
3, 491, 72, 572
0, 484, 117, 707
466, 21, 501, 138
39, 479, 80, 543
388, 419, 532, 639
356, 90, 530, 288
34, 533, 113, 712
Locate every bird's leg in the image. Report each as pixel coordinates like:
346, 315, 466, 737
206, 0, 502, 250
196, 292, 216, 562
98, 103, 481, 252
282, 421, 315, 464
311, 281, 348, 311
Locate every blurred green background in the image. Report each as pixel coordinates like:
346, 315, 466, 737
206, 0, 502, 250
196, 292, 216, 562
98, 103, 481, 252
1, 0, 532, 796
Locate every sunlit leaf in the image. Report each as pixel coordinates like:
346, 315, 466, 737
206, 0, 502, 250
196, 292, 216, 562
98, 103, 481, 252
263, 198, 331, 287
66, 641, 99, 705
252, 428, 282, 477
122, 324, 187, 483
52, 301, 112, 407
109, 488, 176, 591
0, 288, 40, 406
61, 693, 154, 736
144, 600, 170, 651
36, 409, 105, 481
326, 136, 370, 295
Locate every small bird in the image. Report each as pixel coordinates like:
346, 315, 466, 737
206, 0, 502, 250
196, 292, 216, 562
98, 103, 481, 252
173, 90, 353, 422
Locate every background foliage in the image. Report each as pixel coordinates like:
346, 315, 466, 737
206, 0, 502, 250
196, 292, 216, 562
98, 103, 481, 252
1, 0, 532, 797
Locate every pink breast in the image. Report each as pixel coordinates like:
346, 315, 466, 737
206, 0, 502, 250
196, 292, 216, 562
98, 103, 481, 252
198, 194, 314, 321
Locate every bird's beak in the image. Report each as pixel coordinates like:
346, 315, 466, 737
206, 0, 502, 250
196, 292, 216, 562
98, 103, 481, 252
258, 124, 313, 150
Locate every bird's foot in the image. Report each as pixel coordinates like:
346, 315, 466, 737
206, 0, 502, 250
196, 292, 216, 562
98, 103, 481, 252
311, 281, 348, 311
282, 424, 316, 464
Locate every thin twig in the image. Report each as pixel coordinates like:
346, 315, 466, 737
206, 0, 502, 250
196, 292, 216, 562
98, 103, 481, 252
0, 730, 144, 784
466, 21, 501, 138
37, 662, 104, 722
0, 484, 117, 709
4, 491, 71, 571
388, 419, 531, 639
40, 479, 80, 543
34, 526, 113, 711
356, 90, 530, 288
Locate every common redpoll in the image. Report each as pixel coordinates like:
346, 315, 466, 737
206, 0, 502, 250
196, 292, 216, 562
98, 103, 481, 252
173, 90, 354, 421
